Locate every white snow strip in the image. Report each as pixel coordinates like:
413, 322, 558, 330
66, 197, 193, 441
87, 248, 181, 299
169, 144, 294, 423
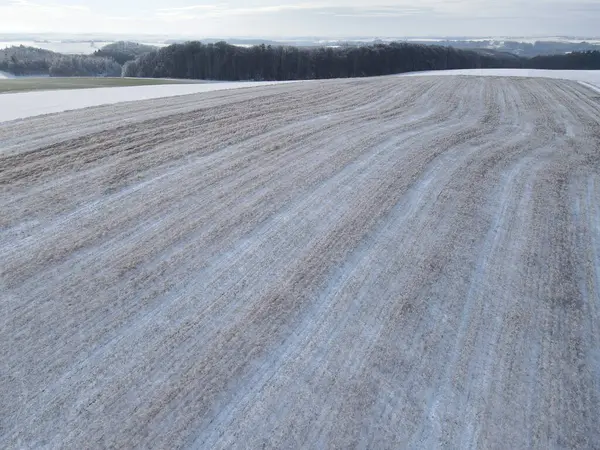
402, 68, 600, 90
0, 81, 295, 123
579, 81, 600, 94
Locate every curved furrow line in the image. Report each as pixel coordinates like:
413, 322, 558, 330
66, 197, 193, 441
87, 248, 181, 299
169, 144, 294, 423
0, 79, 441, 280
0, 78, 432, 233
194, 78, 598, 449
0, 79, 444, 286
81, 79, 508, 448
196, 77, 534, 449
1, 77, 478, 446
1, 76, 599, 449
0, 76, 466, 412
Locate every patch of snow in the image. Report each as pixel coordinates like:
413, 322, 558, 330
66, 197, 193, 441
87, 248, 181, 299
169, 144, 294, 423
140, 42, 168, 48
0, 81, 298, 123
402, 68, 600, 90
0, 71, 14, 79
578, 81, 600, 94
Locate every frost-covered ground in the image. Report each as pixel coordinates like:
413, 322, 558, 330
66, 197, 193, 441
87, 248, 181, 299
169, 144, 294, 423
0, 80, 297, 123
2, 75, 599, 449
2, 69, 600, 123
403, 68, 600, 91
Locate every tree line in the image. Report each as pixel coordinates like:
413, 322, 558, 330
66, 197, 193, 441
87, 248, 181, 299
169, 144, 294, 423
122, 41, 521, 80
525, 51, 600, 70
2, 41, 599, 80
408, 39, 600, 58
93, 41, 157, 65
122, 41, 600, 81
0, 46, 121, 77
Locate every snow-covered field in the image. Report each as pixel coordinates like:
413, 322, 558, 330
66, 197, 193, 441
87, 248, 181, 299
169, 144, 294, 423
0, 80, 298, 123
1, 69, 599, 123
2, 75, 599, 448
403, 68, 600, 91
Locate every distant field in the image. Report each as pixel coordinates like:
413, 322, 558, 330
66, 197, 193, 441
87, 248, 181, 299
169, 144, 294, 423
0, 77, 202, 93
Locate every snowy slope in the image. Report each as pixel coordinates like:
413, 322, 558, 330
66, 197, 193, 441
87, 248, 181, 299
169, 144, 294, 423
2, 70, 599, 123
2, 75, 599, 449
0, 81, 296, 123
0, 71, 14, 79
403, 68, 600, 91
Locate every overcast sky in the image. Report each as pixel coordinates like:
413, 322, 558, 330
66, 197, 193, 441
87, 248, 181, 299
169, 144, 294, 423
1, 0, 599, 37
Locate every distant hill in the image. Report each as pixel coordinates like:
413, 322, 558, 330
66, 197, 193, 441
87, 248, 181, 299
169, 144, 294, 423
0, 45, 121, 77
164, 38, 282, 47
93, 41, 157, 65
404, 39, 600, 58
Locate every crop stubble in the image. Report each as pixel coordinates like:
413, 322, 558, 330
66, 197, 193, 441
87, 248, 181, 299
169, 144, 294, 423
1, 76, 599, 448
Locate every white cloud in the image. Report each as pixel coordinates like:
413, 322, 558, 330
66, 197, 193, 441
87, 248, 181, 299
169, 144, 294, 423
0, 0, 92, 31
155, 2, 332, 20
0, 0, 598, 37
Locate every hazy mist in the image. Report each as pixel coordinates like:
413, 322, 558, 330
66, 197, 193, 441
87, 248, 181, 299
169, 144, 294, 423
1, 0, 599, 38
